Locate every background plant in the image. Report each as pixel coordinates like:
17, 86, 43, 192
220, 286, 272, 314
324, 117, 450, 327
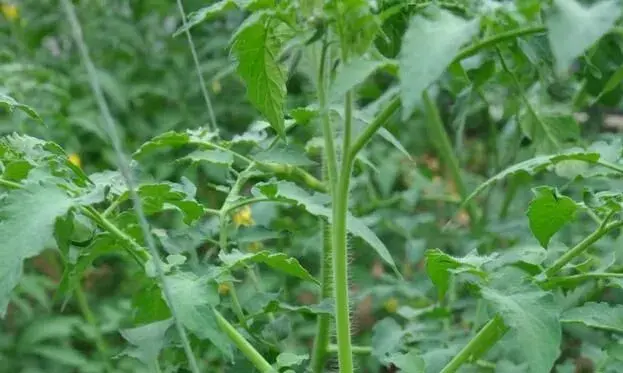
2, 0, 623, 373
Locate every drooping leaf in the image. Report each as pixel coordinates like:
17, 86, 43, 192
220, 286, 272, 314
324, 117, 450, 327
0, 182, 74, 316
425, 249, 495, 299
461, 150, 601, 207
562, 302, 623, 333
231, 12, 287, 138
254, 181, 399, 275
133, 129, 218, 159
163, 272, 232, 359
547, 0, 621, 73
482, 269, 561, 373
219, 249, 317, 284
173, 0, 238, 36
0, 93, 42, 121
119, 318, 174, 367
527, 187, 579, 248
330, 57, 393, 102
399, 8, 479, 119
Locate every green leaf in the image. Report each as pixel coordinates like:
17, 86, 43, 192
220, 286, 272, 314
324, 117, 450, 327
181, 149, 234, 166
482, 269, 561, 373
254, 181, 399, 275
276, 352, 309, 368
330, 57, 392, 102
163, 272, 232, 359
32, 345, 88, 367
0, 182, 74, 316
231, 12, 287, 138
547, 0, 621, 73
173, 0, 238, 36
219, 249, 317, 284
527, 186, 578, 248
399, 8, 479, 119
119, 182, 205, 224
425, 249, 494, 299
133, 129, 218, 159
371, 317, 404, 363
562, 302, 623, 333
390, 350, 426, 373
120, 318, 174, 366
253, 143, 316, 166
0, 93, 42, 121
462, 150, 601, 207
519, 112, 580, 154
595, 64, 623, 102
263, 299, 334, 316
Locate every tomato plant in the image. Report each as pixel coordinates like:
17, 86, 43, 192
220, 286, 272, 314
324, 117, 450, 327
2, 0, 623, 372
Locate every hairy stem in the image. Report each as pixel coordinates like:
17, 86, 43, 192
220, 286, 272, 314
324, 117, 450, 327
310, 220, 333, 373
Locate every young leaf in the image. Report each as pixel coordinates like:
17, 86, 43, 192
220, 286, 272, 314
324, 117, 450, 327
562, 302, 623, 333
399, 8, 479, 119
0, 182, 74, 316
425, 249, 495, 299
0, 93, 42, 122
527, 187, 578, 248
482, 269, 561, 373
163, 272, 232, 359
119, 318, 174, 367
231, 12, 287, 138
547, 0, 621, 73
219, 249, 318, 284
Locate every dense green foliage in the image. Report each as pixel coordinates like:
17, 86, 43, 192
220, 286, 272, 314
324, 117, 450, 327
2, 0, 623, 372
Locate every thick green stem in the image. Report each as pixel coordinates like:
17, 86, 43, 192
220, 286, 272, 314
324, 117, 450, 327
545, 220, 623, 277
422, 91, 478, 224
349, 96, 401, 159
440, 316, 508, 373
213, 309, 274, 373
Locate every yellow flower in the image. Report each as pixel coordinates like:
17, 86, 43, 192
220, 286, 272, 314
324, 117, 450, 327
218, 283, 230, 296
1, 3, 18, 21
232, 205, 254, 227
384, 297, 399, 314
68, 153, 81, 168
211, 80, 222, 94
248, 241, 263, 253
68, 153, 82, 168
